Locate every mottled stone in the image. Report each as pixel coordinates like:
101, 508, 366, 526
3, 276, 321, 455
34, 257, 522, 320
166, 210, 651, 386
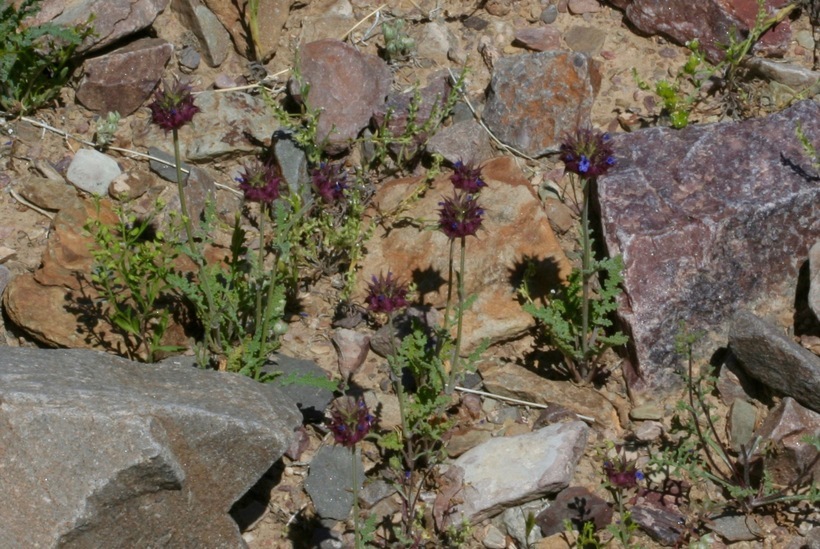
631, 503, 689, 546
536, 486, 612, 537
185, 91, 279, 161
729, 311, 820, 413
332, 328, 370, 383
426, 119, 494, 166
17, 175, 81, 212
619, 0, 790, 64
172, 0, 232, 66
359, 157, 571, 352
442, 422, 588, 527
304, 445, 364, 521
568, 0, 602, 14
755, 397, 820, 485
34, 0, 170, 54
291, 39, 391, 154
513, 26, 562, 52
372, 73, 452, 158
598, 100, 820, 391
203, 0, 288, 60
76, 38, 172, 116
480, 361, 618, 426
744, 58, 820, 90
483, 51, 597, 157
564, 26, 607, 56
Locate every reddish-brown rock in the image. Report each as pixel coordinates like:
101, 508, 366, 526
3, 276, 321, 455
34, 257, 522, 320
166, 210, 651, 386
359, 157, 571, 352
203, 0, 289, 60
599, 100, 820, 391
483, 51, 598, 157
76, 38, 173, 116
614, 0, 791, 63
291, 39, 391, 154
513, 27, 562, 52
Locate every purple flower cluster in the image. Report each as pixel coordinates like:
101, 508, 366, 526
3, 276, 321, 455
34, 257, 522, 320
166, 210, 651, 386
236, 160, 283, 204
311, 162, 348, 204
326, 396, 375, 448
450, 161, 486, 193
148, 78, 200, 132
365, 272, 409, 314
604, 455, 645, 490
438, 192, 485, 240
559, 128, 616, 177
438, 161, 486, 241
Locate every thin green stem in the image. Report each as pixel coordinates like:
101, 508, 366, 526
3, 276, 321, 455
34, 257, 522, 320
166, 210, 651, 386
443, 238, 455, 332
254, 204, 267, 333
172, 128, 221, 356
580, 176, 592, 383
447, 236, 467, 394
387, 311, 414, 469
351, 446, 362, 549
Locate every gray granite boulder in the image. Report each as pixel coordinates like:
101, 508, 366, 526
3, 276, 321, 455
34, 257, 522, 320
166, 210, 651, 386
0, 348, 301, 547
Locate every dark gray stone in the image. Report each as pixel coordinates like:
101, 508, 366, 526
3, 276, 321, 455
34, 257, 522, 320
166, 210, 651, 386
265, 354, 336, 423
304, 445, 363, 521
599, 100, 820, 391
172, 0, 231, 67
540, 4, 559, 24
729, 311, 820, 413
273, 130, 309, 196
0, 347, 301, 548
148, 146, 193, 182
631, 503, 688, 546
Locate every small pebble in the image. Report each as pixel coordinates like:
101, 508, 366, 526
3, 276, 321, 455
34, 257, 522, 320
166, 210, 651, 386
540, 4, 558, 24
794, 29, 814, 50
213, 74, 238, 89
178, 46, 200, 70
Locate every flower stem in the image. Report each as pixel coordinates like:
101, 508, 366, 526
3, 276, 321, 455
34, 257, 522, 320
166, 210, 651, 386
388, 311, 414, 469
352, 446, 363, 549
443, 238, 455, 332
580, 175, 592, 383
447, 236, 467, 394
172, 129, 222, 356
254, 204, 267, 333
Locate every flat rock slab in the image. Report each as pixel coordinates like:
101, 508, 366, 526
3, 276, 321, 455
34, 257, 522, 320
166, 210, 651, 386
443, 421, 588, 526
0, 348, 301, 547
359, 157, 571, 352
599, 100, 820, 391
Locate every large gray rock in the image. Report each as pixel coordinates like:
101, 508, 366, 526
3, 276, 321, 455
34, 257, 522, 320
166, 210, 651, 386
0, 348, 301, 547
599, 100, 820, 391
729, 311, 820, 413
440, 421, 588, 528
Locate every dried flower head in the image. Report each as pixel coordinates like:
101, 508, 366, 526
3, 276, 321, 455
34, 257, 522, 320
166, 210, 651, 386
311, 162, 348, 203
559, 128, 616, 177
365, 271, 409, 314
438, 191, 484, 240
327, 396, 375, 447
237, 160, 282, 203
604, 455, 644, 490
450, 161, 486, 194
148, 77, 200, 132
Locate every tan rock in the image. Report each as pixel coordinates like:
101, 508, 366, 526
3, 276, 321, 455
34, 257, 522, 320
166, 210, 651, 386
360, 157, 571, 352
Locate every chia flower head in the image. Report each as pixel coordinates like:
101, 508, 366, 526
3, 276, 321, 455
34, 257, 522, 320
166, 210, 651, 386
450, 161, 486, 194
236, 160, 282, 203
326, 396, 375, 447
559, 127, 616, 177
438, 191, 484, 240
148, 77, 200, 132
365, 271, 409, 314
604, 455, 644, 490
310, 161, 348, 203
